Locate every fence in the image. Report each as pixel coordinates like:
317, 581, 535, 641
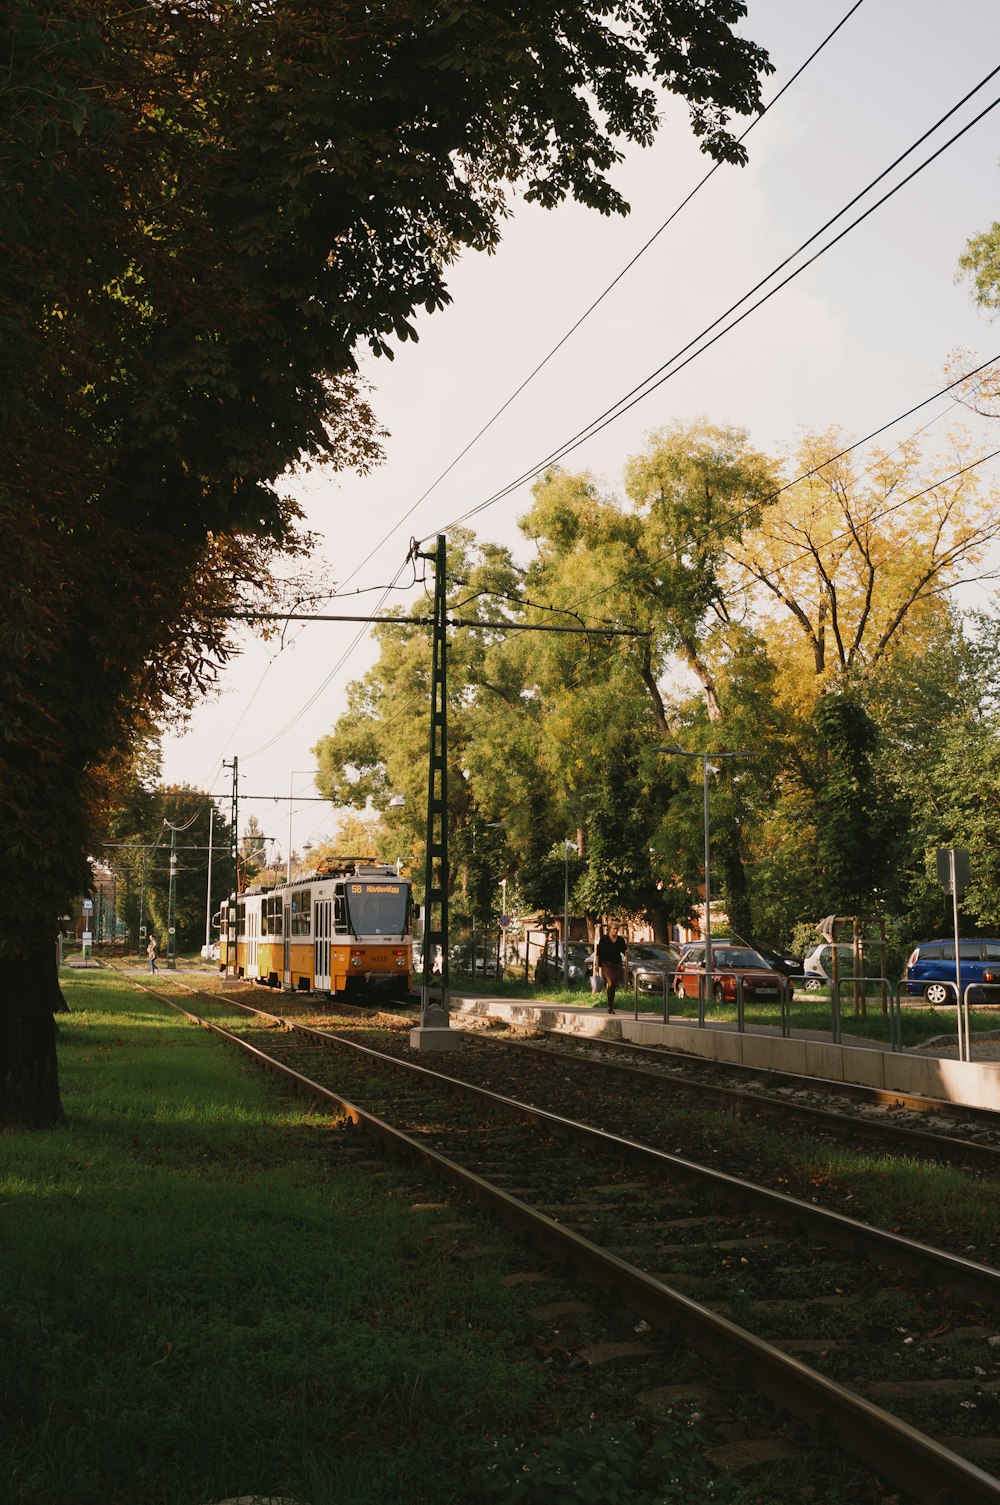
630, 969, 903, 1051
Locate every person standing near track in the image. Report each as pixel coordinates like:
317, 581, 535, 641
147, 935, 159, 974
596, 922, 628, 1013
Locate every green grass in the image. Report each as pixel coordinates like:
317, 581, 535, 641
7, 970, 835, 1505
2, 973, 550, 1505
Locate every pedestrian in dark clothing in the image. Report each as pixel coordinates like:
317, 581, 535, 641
147, 936, 159, 973
596, 923, 628, 1013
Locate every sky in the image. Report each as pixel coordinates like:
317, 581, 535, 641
159, 0, 1000, 863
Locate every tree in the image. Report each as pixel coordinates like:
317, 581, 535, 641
106, 785, 232, 953
1, 2, 772, 1126
730, 428, 1000, 695
240, 816, 270, 888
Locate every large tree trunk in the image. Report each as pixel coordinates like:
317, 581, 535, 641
1, 945, 65, 1129
46, 941, 70, 1014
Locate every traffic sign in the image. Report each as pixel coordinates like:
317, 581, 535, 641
82, 930, 93, 943
499, 914, 511, 929
82, 899, 93, 912
936, 847, 970, 895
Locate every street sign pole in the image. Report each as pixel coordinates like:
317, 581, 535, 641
949, 849, 965, 1060
937, 847, 971, 1062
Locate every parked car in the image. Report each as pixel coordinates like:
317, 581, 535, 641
673, 944, 783, 1004
676, 938, 798, 976
559, 942, 595, 983
627, 942, 680, 996
200, 942, 220, 961
802, 942, 868, 992
743, 942, 803, 981
903, 938, 1000, 1005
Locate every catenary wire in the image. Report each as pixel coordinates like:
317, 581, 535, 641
238, 562, 413, 762
328, 3, 867, 592
189, 8, 867, 778
200, 20, 988, 778
428, 68, 1000, 538
552, 357, 1000, 620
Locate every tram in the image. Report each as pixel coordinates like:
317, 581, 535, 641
219, 859, 412, 995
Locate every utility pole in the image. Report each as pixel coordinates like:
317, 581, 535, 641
410, 534, 458, 1051
139, 846, 147, 950
222, 757, 238, 976
166, 822, 178, 969
204, 801, 214, 955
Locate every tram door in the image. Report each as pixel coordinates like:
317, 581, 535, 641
314, 898, 332, 992
283, 903, 291, 990
247, 906, 259, 980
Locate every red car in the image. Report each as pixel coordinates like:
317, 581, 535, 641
673, 944, 783, 1004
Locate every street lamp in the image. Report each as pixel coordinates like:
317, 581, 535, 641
563, 839, 577, 986
654, 746, 751, 1000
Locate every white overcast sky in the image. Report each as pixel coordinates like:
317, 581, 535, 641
160, 0, 1000, 859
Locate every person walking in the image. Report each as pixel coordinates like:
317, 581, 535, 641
147, 935, 159, 974
596, 922, 628, 1013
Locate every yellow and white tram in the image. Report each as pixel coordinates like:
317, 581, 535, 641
219, 860, 412, 995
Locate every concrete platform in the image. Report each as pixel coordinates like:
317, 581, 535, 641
449, 994, 1000, 1112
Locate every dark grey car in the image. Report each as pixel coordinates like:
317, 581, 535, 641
628, 942, 679, 996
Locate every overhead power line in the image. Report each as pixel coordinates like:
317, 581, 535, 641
332, 3, 867, 591
215, 9, 866, 766
429, 65, 1000, 539
554, 352, 1000, 617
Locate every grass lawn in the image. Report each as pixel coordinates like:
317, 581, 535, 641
2, 972, 547, 1505
2, 969, 769, 1505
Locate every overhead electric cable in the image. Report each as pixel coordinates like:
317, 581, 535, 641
554, 355, 1000, 617
332, 3, 867, 591
429, 67, 1000, 538
239, 562, 412, 761
194, 8, 867, 772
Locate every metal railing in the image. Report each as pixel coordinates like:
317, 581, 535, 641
627, 968, 903, 1052
902, 978, 1000, 1062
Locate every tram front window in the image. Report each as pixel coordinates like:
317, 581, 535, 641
346, 881, 408, 938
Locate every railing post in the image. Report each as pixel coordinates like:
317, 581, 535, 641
831, 977, 842, 1044
735, 973, 745, 1033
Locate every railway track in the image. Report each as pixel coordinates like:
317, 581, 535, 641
132, 978, 1000, 1502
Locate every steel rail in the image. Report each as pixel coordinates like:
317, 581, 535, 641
521, 1022, 1000, 1124
151, 988, 1000, 1504
490, 1035, 1000, 1168
286, 1018, 1000, 1305
168, 989, 1000, 1306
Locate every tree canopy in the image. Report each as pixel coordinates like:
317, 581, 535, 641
2, 0, 772, 1126
313, 418, 1000, 967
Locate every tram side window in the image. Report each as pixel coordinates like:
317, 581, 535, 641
266, 896, 283, 937
237, 902, 246, 938
291, 889, 311, 936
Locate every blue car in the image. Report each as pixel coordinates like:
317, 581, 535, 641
903, 938, 1000, 1005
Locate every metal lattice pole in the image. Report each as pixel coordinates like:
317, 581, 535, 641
411, 535, 456, 1048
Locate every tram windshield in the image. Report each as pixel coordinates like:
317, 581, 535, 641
345, 880, 409, 938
